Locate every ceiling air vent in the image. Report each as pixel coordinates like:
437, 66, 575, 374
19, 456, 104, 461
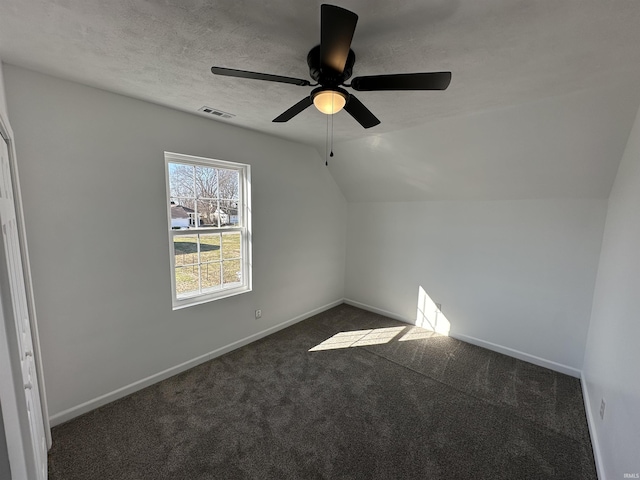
198, 106, 235, 119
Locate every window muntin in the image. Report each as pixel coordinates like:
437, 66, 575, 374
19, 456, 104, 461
165, 152, 251, 308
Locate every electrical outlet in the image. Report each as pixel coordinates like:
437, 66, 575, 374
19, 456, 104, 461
600, 399, 606, 420
255, 309, 262, 319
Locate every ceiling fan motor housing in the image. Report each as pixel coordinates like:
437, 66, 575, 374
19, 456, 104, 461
307, 45, 355, 86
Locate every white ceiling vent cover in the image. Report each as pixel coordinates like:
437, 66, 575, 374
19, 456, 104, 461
198, 106, 235, 119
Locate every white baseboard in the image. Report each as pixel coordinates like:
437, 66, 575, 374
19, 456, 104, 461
49, 299, 344, 426
452, 332, 581, 378
580, 373, 605, 480
344, 298, 414, 324
344, 298, 581, 378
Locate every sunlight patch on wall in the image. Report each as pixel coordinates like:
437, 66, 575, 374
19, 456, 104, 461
309, 327, 405, 351
416, 286, 450, 335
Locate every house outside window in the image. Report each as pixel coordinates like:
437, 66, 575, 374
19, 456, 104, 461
165, 152, 251, 309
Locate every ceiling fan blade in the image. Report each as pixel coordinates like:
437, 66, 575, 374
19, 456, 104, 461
320, 4, 358, 74
344, 95, 380, 129
351, 72, 452, 91
211, 67, 311, 86
273, 97, 314, 122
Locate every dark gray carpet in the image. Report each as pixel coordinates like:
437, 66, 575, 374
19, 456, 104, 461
48, 304, 597, 479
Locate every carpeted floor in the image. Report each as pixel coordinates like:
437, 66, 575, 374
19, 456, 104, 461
48, 304, 597, 479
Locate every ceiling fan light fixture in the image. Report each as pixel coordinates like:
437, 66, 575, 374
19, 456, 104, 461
312, 88, 347, 114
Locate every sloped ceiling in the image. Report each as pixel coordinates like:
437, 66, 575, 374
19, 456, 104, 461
328, 83, 640, 201
1, 0, 640, 200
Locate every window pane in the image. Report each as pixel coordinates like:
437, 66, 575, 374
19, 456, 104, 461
169, 163, 194, 198
175, 265, 199, 297
197, 199, 218, 227
219, 199, 239, 226
171, 198, 195, 211
199, 234, 221, 263
201, 262, 221, 291
223, 259, 242, 285
195, 165, 218, 199
222, 232, 241, 259
170, 198, 197, 229
218, 169, 239, 201
174, 235, 198, 265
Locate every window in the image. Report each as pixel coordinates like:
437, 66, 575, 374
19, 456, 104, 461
165, 152, 251, 309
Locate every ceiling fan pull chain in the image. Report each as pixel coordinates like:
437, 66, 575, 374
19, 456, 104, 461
330, 94, 334, 159
326, 111, 329, 166
330, 117, 334, 157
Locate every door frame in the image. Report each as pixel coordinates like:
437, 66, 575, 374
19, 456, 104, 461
0, 104, 51, 476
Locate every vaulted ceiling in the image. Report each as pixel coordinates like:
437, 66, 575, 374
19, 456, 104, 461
2, 0, 640, 200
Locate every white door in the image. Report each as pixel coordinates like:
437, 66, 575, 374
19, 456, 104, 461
0, 134, 47, 479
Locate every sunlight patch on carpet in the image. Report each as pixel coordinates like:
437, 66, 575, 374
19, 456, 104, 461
309, 327, 405, 351
399, 329, 441, 342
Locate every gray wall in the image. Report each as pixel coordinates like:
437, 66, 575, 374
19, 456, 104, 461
338, 85, 640, 373
345, 198, 606, 372
582, 96, 640, 477
4, 65, 347, 421
0, 402, 11, 480
0, 62, 8, 121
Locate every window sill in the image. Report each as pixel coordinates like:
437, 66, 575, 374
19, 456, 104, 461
172, 285, 252, 310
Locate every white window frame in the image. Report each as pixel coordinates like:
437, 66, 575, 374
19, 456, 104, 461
165, 152, 252, 309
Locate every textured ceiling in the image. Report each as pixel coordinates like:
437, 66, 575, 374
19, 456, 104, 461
2, 0, 640, 149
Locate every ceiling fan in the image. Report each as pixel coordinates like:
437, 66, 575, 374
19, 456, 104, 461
211, 4, 451, 129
